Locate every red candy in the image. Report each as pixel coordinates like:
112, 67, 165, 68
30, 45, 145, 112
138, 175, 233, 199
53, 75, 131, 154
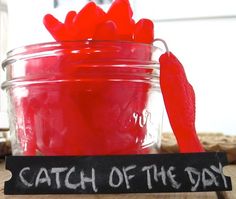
64, 11, 76, 29
106, 0, 135, 40
64, 11, 76, 26
43, 14, 68, 41
93, 20, 118, 40
159, 52, 204, 153
14, 41, 153, 156
19, 0, 203, 156
71, 2, 106, 39
40, 0, 204, 156
134, 19, 154, 43
43, 0, 154, 43
15, 0, 157, 156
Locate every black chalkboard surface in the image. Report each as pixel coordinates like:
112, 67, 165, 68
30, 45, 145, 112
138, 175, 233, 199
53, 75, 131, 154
4, 152, 232, 195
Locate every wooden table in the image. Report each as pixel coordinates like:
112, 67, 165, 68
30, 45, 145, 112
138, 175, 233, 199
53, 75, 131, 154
0, 160, 235, 199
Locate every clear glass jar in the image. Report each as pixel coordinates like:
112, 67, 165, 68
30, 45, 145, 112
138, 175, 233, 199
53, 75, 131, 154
1, 40, 163, 156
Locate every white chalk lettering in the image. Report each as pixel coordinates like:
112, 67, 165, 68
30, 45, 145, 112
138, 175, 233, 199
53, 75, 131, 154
80, 168, 98, 192
16, 158, 228, 193
142, 165, 153, 189
35, 168, 51, 187
109, 167, 124, 188
122, 165, 136, 189
142, 165, 169, 190
184, 167, 201, 191
65, 167, 81, 189
51, 167, 68, 189
167, 166, 181, 189
211, 163, 228, 188
158, 166, 167, 186
19, 167, 33, 187
202, 168, 219, 189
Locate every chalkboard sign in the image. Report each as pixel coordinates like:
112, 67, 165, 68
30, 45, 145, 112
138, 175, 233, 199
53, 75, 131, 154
4, 152, 232, 195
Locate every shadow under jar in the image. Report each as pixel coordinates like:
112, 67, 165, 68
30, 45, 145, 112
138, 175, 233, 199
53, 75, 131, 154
1, 40, 163, 156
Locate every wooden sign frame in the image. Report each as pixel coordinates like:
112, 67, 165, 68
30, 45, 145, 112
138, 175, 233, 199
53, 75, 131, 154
4, 152, 232, 195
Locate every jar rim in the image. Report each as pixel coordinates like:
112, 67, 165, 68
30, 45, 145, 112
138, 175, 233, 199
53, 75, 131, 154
2, 40, 159, 69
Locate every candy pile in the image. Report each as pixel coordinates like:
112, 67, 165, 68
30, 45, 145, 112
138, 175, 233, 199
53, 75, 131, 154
43, 0, 154, 43
10, 0, 157, 156
10, 0, 204, 156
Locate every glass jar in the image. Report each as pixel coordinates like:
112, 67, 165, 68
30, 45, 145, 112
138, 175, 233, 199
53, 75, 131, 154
1, 40, 163, 156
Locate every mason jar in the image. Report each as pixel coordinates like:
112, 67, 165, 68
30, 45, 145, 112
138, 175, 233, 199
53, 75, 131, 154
1, 40, 163, 156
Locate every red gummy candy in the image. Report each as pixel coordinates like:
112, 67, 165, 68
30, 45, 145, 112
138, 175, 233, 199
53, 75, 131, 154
43, 14, 68, 41
134, 19, 154, 44
72, 2, 106, 39
160, 52, 204, 153
64, 10, 76, 28
64, 10, 76, 26
36, 0, 157, 155
106, 0, 135, 40
93, 20, 118, 40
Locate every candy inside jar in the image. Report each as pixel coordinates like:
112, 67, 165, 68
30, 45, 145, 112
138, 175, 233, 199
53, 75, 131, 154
1, 0, 166, 156
2, 40, 163, 156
